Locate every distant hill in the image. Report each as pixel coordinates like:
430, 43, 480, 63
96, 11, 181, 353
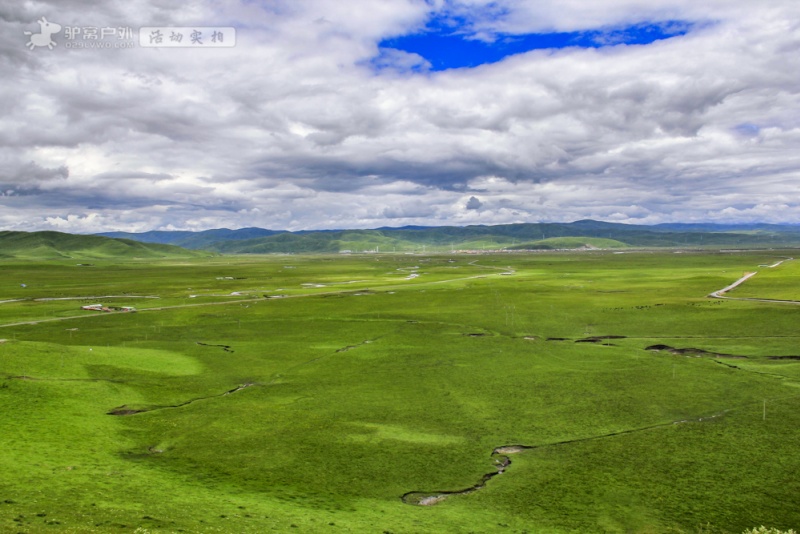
651, 222, 800, 233
93, 220, 800, 254
506, 237, 630, 250
0, 231, 209, 260
97, 227, 281, 249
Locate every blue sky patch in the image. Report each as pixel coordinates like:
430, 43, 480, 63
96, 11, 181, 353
734, 123, 761, 137
377, 20, 695, 71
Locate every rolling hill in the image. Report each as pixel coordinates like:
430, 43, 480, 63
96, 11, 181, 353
0, 231, 211, 260
97, 227, 281, 249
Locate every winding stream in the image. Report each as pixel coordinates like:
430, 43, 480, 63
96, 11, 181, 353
401, 417, 720, 506
107, 383, 255, 416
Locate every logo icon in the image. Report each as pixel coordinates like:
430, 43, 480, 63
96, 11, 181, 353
24, 17, 62, 50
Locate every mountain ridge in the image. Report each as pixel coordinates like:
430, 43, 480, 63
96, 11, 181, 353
92, 220, 800, 253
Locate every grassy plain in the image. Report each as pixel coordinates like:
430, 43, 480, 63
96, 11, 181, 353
1, 250, 799, 533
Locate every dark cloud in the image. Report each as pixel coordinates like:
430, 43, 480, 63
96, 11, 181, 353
0, 161, 69, 191
465, 196, 482, 209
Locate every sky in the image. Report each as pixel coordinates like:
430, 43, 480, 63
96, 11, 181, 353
2, 0, 800, 232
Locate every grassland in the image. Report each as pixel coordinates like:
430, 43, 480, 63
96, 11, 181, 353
1, 250, 799, 533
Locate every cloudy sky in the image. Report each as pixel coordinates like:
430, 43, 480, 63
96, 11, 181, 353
2, 0, 800, 232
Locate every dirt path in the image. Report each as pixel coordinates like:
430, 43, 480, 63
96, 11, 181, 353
708, 271, 758, 298
708, 258, 797, 303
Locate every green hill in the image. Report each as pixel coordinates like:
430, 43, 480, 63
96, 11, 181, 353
205, 223, 800, 254
506, 236, 630, 250
0, 231, 210, 260
97, 227, 281, 249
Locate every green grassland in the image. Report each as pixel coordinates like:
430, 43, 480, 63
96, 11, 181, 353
1, 250, 800, 533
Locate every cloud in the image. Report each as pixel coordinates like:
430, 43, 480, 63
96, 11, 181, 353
465, 196, 483, 209
1, 0, 799, 232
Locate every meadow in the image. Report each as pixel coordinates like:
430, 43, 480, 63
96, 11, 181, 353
1, 250, 799, 533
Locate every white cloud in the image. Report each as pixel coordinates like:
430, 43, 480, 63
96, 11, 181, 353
1, 0, 800, 232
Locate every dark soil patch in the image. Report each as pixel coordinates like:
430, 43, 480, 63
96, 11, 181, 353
196, 342, 234, 353
576, 335, 627, 343
336, 340, 373, 352
464, 333, 488, 337
646, 344, 748, 359
546, 337, 568, 341
107, 406, 146, 416
768, 356, 800, 360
